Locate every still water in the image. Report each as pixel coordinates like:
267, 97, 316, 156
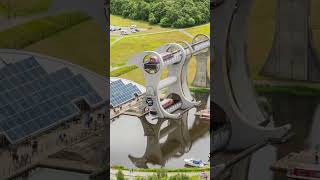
224, 94, 320, 180
110, 93, 210, 168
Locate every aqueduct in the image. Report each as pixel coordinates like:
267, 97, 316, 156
129, 34, 210, 119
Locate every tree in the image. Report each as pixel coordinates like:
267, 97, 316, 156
148, 13, 157, 24
159, 17, 171, 27
110, 0, 209, 28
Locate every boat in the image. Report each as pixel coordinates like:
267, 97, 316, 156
200, 110, 210, 120
287, 166, 320, 180
149, 98, 174, 115
184, 158, 205, 167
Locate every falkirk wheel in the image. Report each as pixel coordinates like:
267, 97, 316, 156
129, 35, 210, 119
212, 0, 291, 151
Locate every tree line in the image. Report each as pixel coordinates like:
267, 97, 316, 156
110, 0, 210, 28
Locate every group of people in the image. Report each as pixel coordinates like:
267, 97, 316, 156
9, 140, 39, 169
2, 111, 107, 177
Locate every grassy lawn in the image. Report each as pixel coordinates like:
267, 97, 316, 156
25, 20, 107, 76
111, 31, 192, 66
110, 36, 118, 44
110, 15, 210, 85
185, 23, 210, 36
0, 0, 52, 16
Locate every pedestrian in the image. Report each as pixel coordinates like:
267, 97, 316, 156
200, 171, 207, 180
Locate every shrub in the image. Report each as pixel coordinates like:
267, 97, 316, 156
147, 174, 159, 180
156, 168, 168, 179
169, 174, 189, 180
116, 170, 125, 180
159, 17, 172, 27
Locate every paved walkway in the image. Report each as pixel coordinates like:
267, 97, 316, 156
110, 169, 210, 180
110, 96, 144, 120
0, 112, 106, 179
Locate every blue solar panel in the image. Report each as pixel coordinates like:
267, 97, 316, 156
110, 80, 142, 107
0, 57, 104, 143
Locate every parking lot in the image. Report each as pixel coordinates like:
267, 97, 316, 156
110, 25, 146, 36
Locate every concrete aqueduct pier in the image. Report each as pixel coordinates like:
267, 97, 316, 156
129, 34, 210, 119
212, 0, 291, 151
261, 0, 320, 81
192, 35, 210, 88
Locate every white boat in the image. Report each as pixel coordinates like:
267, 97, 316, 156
184, 158, 205, 167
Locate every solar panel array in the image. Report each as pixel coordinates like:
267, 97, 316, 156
110, 79, 142, 107
0, 57, 103, 143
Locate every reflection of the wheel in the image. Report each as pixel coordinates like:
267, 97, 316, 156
128, 110, 209, 168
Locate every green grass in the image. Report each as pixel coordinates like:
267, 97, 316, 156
190, 87, 210, 93
110, 15, 210, 84
256, 85, 320, 97
25, 20, 107, 76
111, 165, 210, 173
0, 0, 52, 16
110, 31, 192, 66
110, 36, 118, 44
184, 24, 210, 36
110, 65, 137, 77
0, 12, 90, 49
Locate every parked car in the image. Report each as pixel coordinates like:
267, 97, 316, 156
120, 30, 128, 35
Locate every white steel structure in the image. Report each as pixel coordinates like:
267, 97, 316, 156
129, 34, 210, 119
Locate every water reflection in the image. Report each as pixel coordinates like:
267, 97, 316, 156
110, 93, 210, 168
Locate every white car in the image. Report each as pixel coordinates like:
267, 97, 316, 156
130, 24, 137, 29
120, 30, 128, 35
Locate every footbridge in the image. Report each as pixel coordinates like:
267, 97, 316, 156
212, 0, 291, 151
129, 34, 210, 119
